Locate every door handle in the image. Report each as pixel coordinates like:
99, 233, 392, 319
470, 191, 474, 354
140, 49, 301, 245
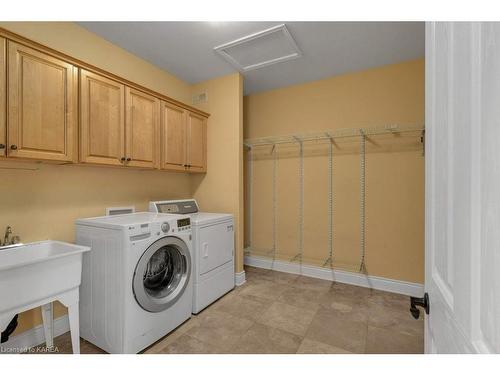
410, 292, 430, 319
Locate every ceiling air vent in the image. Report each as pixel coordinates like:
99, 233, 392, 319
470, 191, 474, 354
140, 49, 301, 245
214, 24, 302, 72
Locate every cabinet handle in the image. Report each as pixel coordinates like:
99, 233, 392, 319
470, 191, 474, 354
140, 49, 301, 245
120, 157, 126, 162
10, 145, 17, 150
126, 158, 131, 162
0, 144, 5, 149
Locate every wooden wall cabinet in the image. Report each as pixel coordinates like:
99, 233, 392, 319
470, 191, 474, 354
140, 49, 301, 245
7, 41, 78, 162
186, 111, 207, 173
0, 37, 5, 157
80, 69, 125, 166
160, 102, 207, 173
0, 29, 209, 172
160, 101, 187, 171
125, 87, 160, 169
80, 71, 162, 169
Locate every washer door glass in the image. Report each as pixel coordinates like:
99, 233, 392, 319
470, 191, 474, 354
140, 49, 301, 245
133, 236, 191, 312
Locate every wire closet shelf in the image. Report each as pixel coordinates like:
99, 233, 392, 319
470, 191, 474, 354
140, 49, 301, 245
244, 124, 424, 147
244, 123, 425, 274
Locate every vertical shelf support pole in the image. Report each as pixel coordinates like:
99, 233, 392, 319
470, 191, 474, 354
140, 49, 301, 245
247, 145, 253, 252
271, 144, 278, 260
291, 137, 304, 263
324, 133, 334, 267
359, 129, 367, 272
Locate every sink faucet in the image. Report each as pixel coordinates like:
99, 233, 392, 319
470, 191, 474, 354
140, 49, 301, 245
1, 226, 21, 247
3, 226, 12, 246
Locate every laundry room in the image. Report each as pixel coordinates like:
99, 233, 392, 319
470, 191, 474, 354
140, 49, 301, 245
1, 2, 500, 372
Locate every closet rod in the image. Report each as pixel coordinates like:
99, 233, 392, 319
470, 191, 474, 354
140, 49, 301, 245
244, 124, 424, 147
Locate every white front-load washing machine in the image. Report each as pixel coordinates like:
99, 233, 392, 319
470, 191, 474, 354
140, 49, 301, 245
149, 200, 234, 314
75, 212, 193, 353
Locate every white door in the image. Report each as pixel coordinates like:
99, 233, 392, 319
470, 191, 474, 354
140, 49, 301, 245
425, 22, 500, 353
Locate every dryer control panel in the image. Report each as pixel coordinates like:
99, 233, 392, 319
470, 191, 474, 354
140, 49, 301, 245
149, 200, 199, 214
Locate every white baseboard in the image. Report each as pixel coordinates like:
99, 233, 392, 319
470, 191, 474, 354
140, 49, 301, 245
0, 314, 69, 353
235, 270, 246, 286
244, 255, 424, 297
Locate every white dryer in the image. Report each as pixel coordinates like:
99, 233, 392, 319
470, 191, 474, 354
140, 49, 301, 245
75, 212, 193, 353
149, 200, 234, 314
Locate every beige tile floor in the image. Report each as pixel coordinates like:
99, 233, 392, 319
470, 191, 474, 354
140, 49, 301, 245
33, 266, 424, 354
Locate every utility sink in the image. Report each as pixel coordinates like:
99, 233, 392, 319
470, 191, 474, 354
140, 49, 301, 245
0, 241, 89, 353
0, 240, 89, 271
0, 240, 89, 311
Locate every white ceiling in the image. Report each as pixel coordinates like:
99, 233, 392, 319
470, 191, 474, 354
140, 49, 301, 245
78, 22, 424, 95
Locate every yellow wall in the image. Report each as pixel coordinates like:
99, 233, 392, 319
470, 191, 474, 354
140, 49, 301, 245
0, 22, 194, 335
190, 73, 245, 273
244, 59, 425, 283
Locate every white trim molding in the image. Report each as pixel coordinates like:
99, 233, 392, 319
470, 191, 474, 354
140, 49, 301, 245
244, 255, 424, 297
234, 270, 246, 286
0, 314, 69, 354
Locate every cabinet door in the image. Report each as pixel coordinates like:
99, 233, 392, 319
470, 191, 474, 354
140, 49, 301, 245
7, 42, 77, 161
80, 69, 125, 166
160, 101, 187, 171
0, 38, 5, 157
125, 87, 160, 168
186, 111, 207, 173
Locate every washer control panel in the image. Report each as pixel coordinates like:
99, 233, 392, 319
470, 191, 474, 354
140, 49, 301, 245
177, 217, 191, 232
127, 216, 190, 242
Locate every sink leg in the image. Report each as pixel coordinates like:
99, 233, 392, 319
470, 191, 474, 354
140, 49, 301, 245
59, 288, 81, 354
67, 303, 80, 354
41, 303, 54, 349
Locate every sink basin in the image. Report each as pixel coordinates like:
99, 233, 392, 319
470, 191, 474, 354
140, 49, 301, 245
0, 241, 90, 315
